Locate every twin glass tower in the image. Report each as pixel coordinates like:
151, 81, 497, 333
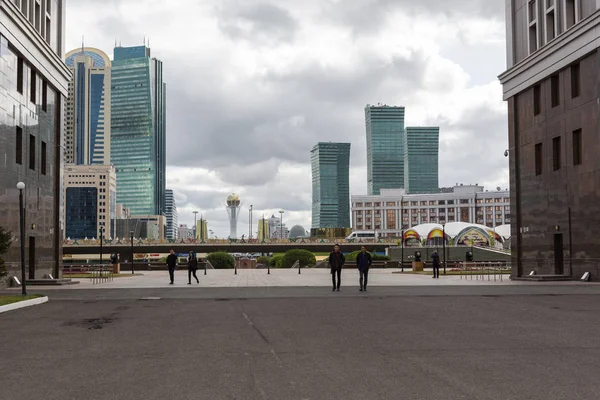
365, 105, 439, 195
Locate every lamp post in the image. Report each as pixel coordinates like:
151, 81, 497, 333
17, 182, 26, 296
99, 226, 104, 266
130, 230, 134, 274
279, 210, 284, 240
193, 211, 198, 239
249, 205, 253, 240
401, 228, 404, 272
442, 223, 446, 275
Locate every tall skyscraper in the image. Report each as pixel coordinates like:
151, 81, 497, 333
0, 0, 70, 280
110, 45, 166, 216
404, 127, 440, 194
311, 142, 351, 229
365, 105, 405, 195
165, 189, 178, 239
64, 47, 111, 165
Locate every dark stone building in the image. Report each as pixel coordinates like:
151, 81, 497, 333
499, 1, 600, 280
0, 0, 70, 283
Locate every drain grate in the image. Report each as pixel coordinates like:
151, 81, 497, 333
140, 297, 162, 301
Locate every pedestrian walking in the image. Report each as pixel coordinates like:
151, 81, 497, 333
431, 250, 441, 278
187, 251, 200, 284
166, 249, 177, 284
356, 245, 372, 291
328, 244, 345, 291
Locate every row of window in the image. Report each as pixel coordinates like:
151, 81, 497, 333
532, 62, 580, 114
12, 0, 53, 46
534, 128, 582, 175
16, 57, 49, 111
354, 198, 508, 207
16, 127, 46, 175
528, 0, 581, 55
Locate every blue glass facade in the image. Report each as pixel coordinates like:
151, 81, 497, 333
75, 62, 86, 164
404, 127, 440, 194
311, 143, 351, 229
65, 51, 107, 68
111, 46, 165, 216
89, 74, 104, 164
65, 187, 98, 239
365, 106, 405, 195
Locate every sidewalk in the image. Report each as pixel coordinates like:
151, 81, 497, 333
33, 268, 584, 289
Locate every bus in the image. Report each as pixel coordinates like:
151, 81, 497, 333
345, 231, 378, 240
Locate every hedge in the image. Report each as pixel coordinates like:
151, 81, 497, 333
281, 249, 317, 268
256, 256, 271, 265
207, 252, 235, 269
269, 255, 283, 268
345, 250, 390, 262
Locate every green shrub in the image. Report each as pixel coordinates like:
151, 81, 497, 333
345, 250, 390, 262
372, 254, 391, 261
256, 256, 270, 265
207, 252, 235, 269
0, 226, 11, 278
281, 249, 316, 268
269, 255, 282, 267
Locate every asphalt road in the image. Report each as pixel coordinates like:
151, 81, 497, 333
2, 286, 600, 400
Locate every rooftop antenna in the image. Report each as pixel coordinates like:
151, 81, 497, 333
143, 35, 146, 46
115, 38, 117, 47
81, 35, 84, 53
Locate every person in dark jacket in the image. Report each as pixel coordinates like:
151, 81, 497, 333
356, 246, 372, 291
187, 251, 200, 284
328, 244, 345, 291
166, 249, 177, 284
431, 250, 441, 278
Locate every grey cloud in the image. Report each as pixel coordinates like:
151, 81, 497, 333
215, 2, 299, 44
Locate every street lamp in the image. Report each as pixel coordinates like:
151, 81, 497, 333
279, 210, 284, 240
442, 222, 446, 275
130, 230, 134, 274
193, 211, 198, 239
17, 182, 26, 296
99, 226, 104, 267
249, 205, 253, 240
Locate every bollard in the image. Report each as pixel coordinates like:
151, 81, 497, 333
204, 263, 207, 275
298, 260, 301, 275
234, 263, 237, 275
268, 264, 270, 275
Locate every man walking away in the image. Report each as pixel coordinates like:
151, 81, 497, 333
356, 245, 372, 291
431, 250, 441, 278
187, 251, 200, 284
166, 249, 177, 284
328, 244, 345, 291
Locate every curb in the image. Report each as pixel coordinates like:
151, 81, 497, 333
0, 296, 49, 314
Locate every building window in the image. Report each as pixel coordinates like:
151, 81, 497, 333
42, 81, 48, 111
17, 57, 24, 94
533, 84, 541, 115
16, 127, 23, 165
535, 143, 543, 175
29, 134, 36, 170
30, 69, 36, 104
528, 1, 538, 54
545, 1, 556, 42
565, 0, 577, 29
570, 63, 580, 98
572, 129, 582, 165
41, 142, 47, 175
552, 136, 561, 171
550, 74, 560, 107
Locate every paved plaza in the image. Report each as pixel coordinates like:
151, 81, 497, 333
1, 270, 600, 399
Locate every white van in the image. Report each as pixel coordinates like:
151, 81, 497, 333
345, 231, 378, 240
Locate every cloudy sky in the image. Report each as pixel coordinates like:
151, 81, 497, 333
66, 0, 509, 238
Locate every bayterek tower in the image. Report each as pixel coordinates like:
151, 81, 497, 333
226, 193, 241, 239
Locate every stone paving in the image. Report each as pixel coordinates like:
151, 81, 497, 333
44, 268, 583, 289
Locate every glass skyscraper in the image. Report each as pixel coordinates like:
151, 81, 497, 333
111, 45, 166, 216
311, 142, 351, 229
165, 189, 178, 239
365, 105, 405, 195
404, 127, 440, 194
64, 47, 111, 165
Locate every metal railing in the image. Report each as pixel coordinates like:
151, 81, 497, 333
457, 261, 511, 281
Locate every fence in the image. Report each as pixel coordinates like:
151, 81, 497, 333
456, 261, 511, 281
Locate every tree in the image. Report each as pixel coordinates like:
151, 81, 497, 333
281, 249, 316, 268
207, 252, 235, 269
0, 226, 12, 278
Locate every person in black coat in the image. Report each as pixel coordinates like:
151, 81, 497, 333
356, 246, 372, 291
187, 251, 199, 284
166, 249, 177, 284
431, 250, 441, 278
328, 244, 345, 291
